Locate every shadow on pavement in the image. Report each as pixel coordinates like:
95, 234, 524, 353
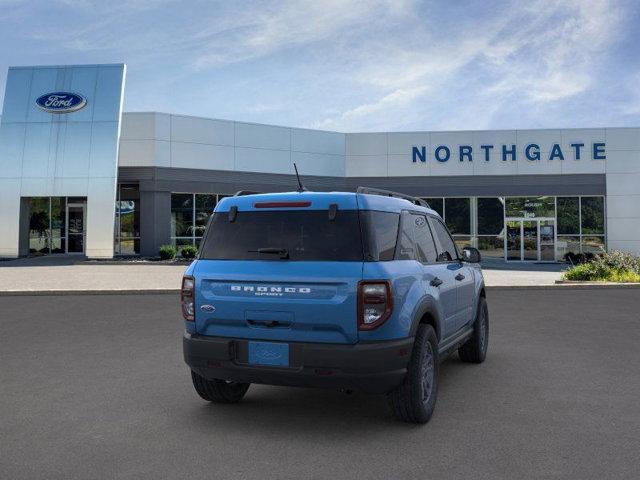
0, 255, 86, 267
480, 257, 567, 271
176, 356, 470, 435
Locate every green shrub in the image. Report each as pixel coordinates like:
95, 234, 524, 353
594, 250, 640, 273
180, 245, 198, 259
563, 263, 595, 281
159, 245, 177, 260
563, 250, 640, 282
608, 270, 640, 283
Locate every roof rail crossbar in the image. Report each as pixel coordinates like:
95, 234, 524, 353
356, 187, 430, 209
233, 190, 261, 197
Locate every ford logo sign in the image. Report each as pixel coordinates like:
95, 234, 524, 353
35, 92, 87, 114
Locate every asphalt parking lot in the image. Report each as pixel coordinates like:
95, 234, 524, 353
1, 289, 640, 480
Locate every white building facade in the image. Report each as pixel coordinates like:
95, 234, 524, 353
1, 64, 639, 261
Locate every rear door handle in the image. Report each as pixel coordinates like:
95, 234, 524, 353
455, 273, 465, 281
430, 277, 443, 287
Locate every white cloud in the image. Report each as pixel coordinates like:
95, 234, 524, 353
190, 0, 413, 69
482, 0, 622, 104
313, 85, 429, 130
314, 0, 625, 130
1, 0, 631, 131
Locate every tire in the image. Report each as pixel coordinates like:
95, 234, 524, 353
387, 324, 439, 424
458, 296, 489, 364
190, 370, 250, 403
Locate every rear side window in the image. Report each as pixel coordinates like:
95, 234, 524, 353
200, 210, 363, 261
396, 211, 416, 260
428, 217, 458, 262
360, 211, 400, 261
412, 214, 438, 263
394, 211, 438, 262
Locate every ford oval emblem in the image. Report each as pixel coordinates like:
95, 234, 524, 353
35, 92, 87, 114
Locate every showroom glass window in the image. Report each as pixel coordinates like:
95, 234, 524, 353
114, 184, 140, 255
416, 195, 606, 261
50, 198, 65, 253
421, 197, 471, 252
171, 193, 226, 248
555, 196, 606, 256
505, 196, 555, 218
580, 197, 605, 254
477, 197, 504, 259
445, 198, 471, 252
29, 197, 55, 254
423, 198, 443, 217
27, 196, 84, 255
557, 197, 580, 259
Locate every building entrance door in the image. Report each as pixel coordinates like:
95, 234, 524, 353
66, 203, 86, 254
505, 218, 556, 261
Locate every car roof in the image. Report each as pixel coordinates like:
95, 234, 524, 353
215, 191, 438, 216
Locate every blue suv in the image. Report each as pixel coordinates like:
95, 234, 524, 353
182, 188, 488, 423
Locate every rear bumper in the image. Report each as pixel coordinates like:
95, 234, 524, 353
183, 332, 413, 394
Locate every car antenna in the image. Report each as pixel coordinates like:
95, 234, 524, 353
293, 163, 307, 192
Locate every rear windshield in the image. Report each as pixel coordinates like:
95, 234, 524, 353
200, 210, 364, 261
199, 209, 401, 262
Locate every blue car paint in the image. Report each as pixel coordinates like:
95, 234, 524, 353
192, 260, 362, 344
188, 191, 483, 347
216, 191, 361, 212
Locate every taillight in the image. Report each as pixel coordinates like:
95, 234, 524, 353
181, 276, 195, 321
357, 281, 393, 330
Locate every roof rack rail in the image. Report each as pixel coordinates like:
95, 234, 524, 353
356, 187, 430, 209
233, 190, 261, 197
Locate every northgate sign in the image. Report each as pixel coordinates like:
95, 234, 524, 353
412, 142, 606, 163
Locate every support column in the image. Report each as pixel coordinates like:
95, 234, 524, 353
139, 189, 171, 257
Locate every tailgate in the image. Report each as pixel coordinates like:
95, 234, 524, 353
194, 260, 363, 344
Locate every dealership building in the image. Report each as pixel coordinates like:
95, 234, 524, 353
1, 63, 639, 262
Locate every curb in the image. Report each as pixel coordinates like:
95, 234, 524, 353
78, 261, 191, 266
555, 280, 640, 286
488, 283, 640, 290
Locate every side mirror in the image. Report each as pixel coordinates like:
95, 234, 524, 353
462, 247, 481, 263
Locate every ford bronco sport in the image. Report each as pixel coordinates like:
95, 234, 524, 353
182, 188, 488, 423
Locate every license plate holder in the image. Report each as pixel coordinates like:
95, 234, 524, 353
248, 341, 290, 367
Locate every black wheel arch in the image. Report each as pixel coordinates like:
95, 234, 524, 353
409, 297, 443, 342
477, 285, 487, 312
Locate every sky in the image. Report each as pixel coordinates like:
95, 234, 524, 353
0, 0, 639, 132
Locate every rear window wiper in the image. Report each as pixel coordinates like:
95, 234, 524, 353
248, 247, 290, 259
